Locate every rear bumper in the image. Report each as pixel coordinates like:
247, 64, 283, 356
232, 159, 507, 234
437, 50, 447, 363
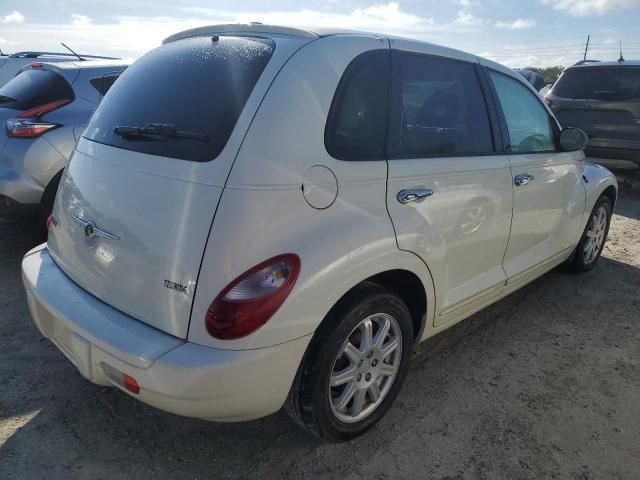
22, 245, 310, 421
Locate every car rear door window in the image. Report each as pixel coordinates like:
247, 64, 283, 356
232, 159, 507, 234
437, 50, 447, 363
553, 67, 640, 101
388, 53, 494, 157
89, 73, 122, 97
0, 69, 74, 111
83, 36, 274, 162
489, 71, 556, 153
325, 50, 390, 160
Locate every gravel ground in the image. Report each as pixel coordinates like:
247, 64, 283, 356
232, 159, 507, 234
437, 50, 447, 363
1, 188, 639, 480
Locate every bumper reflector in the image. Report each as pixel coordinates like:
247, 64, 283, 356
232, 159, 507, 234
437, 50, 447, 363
123, 374, 140, 394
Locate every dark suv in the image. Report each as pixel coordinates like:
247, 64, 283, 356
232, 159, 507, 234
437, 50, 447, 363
545, 61, 640, 167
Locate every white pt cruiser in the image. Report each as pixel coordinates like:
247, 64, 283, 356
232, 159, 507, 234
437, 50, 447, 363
22, 24, 617, 440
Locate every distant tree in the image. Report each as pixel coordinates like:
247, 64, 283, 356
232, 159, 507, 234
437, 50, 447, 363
523, 66, 565, 84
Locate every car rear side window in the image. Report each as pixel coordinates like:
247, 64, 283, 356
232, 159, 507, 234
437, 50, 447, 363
0, 69, 74, 111
89, 73, 122, 97
489, 70, 556, 153
83, 36, 275, 162
388, 53, 494, 158
553, 67, 640, 101
325, 50, 390, 161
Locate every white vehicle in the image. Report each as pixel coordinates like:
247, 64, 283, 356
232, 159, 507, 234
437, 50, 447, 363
22, 24, 617, 440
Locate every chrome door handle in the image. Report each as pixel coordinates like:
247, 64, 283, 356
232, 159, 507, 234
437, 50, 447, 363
514, 174, 535, 187
397, 189, 433, 204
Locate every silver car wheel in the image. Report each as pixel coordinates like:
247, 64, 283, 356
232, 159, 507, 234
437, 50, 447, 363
328, 313, 402, 424
583, 205, 608, 265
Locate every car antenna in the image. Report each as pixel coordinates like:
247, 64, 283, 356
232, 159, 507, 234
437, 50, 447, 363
61, 42, 86, 61
618, 40, 625, 63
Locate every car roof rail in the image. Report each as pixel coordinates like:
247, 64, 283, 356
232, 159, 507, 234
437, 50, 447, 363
8, 51, 120, 60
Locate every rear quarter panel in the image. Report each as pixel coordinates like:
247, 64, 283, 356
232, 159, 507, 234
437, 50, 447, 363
189, 35, 436, 350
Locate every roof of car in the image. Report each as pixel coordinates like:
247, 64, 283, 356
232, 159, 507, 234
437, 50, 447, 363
567, 60, 640, 69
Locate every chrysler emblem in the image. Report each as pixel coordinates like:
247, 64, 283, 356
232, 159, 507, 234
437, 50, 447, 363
72, 214, 120, 241
84, 222, 95, 238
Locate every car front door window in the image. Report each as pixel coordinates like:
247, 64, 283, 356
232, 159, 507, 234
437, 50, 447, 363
489, 71, 556, 153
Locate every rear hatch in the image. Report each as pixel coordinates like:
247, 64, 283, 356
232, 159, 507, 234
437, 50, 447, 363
549, 66, 640, 152
47, 34, 294, 338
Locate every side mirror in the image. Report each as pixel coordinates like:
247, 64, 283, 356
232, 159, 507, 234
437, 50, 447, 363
559, 127, 588, 152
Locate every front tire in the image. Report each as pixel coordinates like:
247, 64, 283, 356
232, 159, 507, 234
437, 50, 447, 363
285, 282, 413, 441
572, 195, 612, 272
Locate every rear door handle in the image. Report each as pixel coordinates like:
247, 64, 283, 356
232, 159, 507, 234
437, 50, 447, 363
397, 189, 433, 204
514, 174, 535, 187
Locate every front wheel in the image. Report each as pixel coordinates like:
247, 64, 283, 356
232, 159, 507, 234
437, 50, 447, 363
572, 195, 612, 272
285, 283, 413, 441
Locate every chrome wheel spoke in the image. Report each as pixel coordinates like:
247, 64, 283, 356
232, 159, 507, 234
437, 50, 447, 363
368, 382, 381, 402
344, 342, 361, 364
373, 316, 391, 348
351, 388, 367, 416
334, 383, 356, 412
379, 363, 395, 377
330, 366, 356, 387
360, 319, 374, 352
381, 337, 399, 358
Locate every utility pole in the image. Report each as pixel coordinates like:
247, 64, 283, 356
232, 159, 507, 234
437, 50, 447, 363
583, 34, 590, 61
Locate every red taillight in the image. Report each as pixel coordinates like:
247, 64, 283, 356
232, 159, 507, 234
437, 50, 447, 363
31, 63, 43, 69
122, 374, 140, 394
5, 98, 71, 138
205, 254, 301, 340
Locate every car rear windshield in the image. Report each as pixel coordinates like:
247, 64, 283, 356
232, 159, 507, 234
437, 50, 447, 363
83, 36, 275, 162
553, 67, 640, 101
0, 69, 74, 110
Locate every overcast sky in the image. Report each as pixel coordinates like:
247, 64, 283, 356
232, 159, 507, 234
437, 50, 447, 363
1, 0, 639, 67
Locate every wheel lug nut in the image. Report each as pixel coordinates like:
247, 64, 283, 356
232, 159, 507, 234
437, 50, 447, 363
357, 373, 362, 381
367, 351, 373, 358
372, 359, 378, 367
365, 373, 371, 381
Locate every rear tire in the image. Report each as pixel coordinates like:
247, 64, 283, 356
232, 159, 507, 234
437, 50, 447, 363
285, 282, 413, 441
572, 195, 612, 273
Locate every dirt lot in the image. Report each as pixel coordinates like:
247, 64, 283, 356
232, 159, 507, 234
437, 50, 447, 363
1, 189, 639, 480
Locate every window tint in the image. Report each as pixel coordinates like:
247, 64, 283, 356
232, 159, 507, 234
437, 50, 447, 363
325, 50, 389, 160
389, 53, 493, 157
552, 67, 640, 101
489, 71, 556, 153
0, 69, 74, 111
84, 36, 274, 162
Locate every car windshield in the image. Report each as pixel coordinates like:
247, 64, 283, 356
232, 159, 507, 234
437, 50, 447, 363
552, 67, 640, 101
83, 35, 275, 162
0, 69, 74, 110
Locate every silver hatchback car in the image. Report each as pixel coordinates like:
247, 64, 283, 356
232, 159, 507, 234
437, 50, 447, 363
0, 60, 128, 228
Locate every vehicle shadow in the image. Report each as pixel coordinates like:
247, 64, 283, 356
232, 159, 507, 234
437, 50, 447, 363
614, 185, 640, 221
2, 249, 640, 479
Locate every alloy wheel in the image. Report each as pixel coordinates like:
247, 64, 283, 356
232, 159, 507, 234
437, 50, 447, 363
328, 313, 402, 423
583, 205, 608, 265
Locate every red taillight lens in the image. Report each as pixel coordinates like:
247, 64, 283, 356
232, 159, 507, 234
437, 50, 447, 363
205, 254, 301, 340
5, 98, 70, 138
122, 374, 140, 394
